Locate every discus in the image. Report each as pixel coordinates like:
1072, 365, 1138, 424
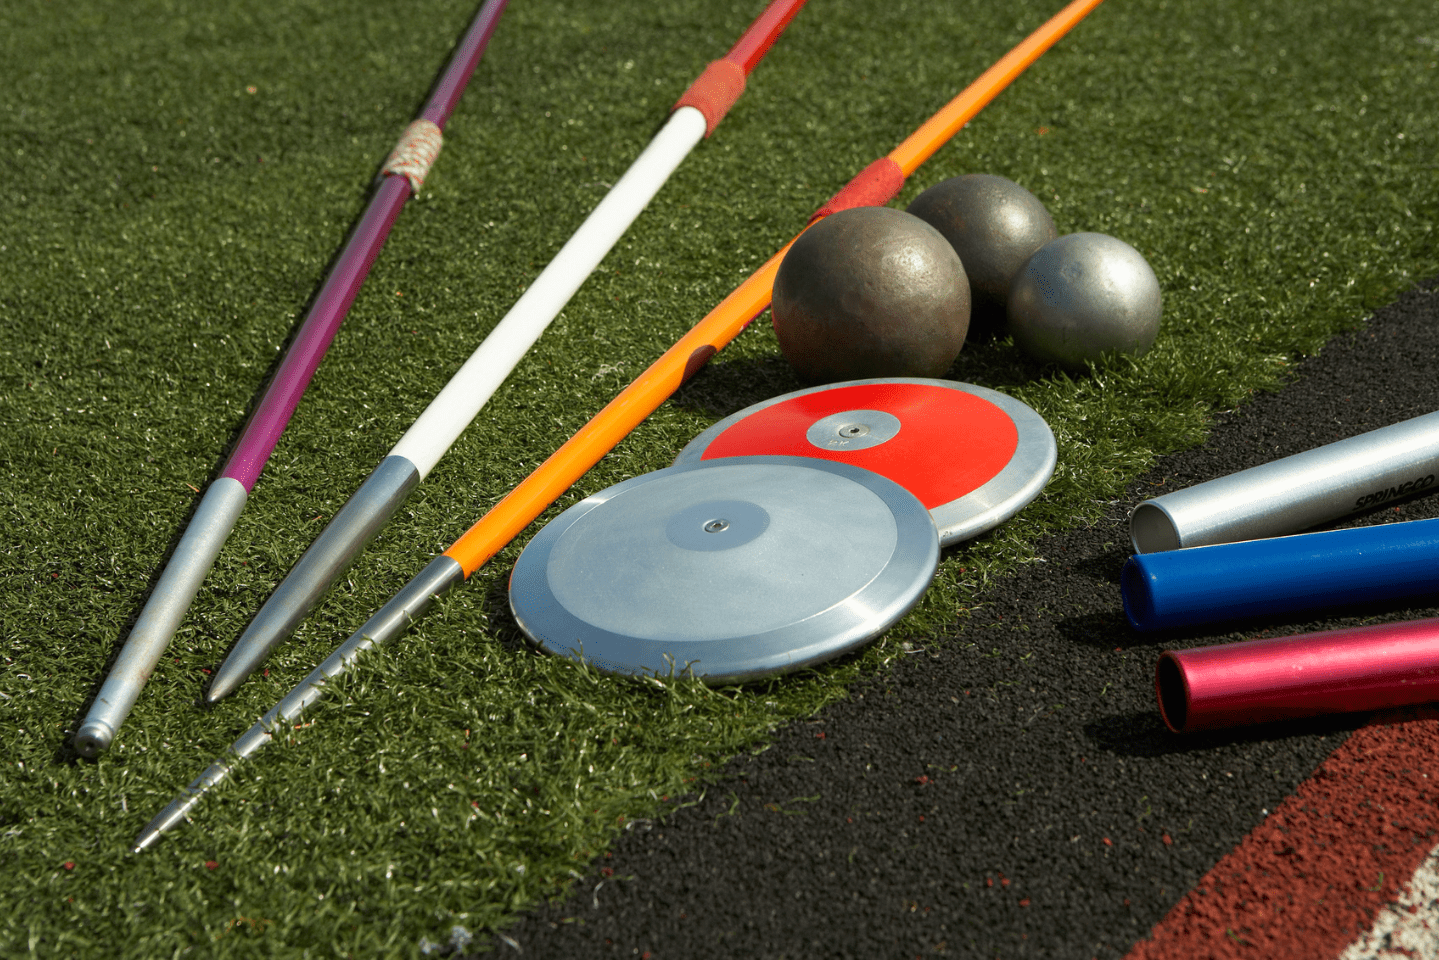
508, 456, 940, 681
675, 379, 1055, 545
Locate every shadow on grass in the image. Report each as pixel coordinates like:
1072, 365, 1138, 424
479, 563, 539, 658
669, 355, 802, 420
1084, 709, 1367, 759
669, 329, 1052, 425
947, 333, 1050, 391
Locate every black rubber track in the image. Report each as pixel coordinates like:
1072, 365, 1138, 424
487, 279, 1439, 959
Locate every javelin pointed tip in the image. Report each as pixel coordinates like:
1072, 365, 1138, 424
204, 673, 240, 703
132, 801, 188, 853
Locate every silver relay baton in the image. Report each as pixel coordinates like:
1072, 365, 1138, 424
1131, 410, 1439, 553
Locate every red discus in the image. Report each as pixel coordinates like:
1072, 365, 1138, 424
674, 379, 1055, 545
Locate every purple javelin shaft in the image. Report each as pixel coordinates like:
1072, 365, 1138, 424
223, 174, 407, 486
224, 0, 508, 488
71, 0, 511, 760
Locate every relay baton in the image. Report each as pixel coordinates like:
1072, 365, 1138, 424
1130, 410, 1439, 553
1124, 516, 1439, 632
1157, 616, 1439, 733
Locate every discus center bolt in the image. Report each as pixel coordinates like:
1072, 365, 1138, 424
704, 519, 730, 533
838, 423, 870, 438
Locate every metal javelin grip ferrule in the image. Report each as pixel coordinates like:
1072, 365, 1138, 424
1130, 410, 1439, 553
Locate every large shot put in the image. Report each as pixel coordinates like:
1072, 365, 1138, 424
771, 207, 971, 383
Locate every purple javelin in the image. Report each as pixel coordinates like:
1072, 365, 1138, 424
72, 0, 511, 759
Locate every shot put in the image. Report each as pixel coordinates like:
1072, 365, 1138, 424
906, 174, 1056, 339
772, 207, 970, 384
1006, 232, 1162, 370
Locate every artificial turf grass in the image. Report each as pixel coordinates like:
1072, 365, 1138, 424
3, 0, 1439, 955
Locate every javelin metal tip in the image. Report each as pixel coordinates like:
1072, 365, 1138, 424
207, 456, 422, 702
73, 720, 114, 759
131, 797, 195, 853
203, 675, 238, 704
132, 756, 237, 852
134, 557, 464, 848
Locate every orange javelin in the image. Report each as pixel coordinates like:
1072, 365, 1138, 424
446, 0, 1105, 575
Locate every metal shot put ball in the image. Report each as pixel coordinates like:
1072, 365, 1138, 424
772, 207, 971, 384
1007, 232, 1162, 370
906, 174, 1056, 340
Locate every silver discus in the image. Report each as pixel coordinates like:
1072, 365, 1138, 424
508, 456, 940, 682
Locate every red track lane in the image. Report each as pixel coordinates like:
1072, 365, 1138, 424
1126, 708, 1439, 959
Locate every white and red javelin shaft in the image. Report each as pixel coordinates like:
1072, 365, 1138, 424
134, 0, 1104, 852
204, 0, 810, 703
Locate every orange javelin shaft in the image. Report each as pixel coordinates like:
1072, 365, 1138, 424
446, 0, 1103, 576
890, 0, 1103, 175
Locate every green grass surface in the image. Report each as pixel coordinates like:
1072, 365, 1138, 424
2, 0, 1436, 954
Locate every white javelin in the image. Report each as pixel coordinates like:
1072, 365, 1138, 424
203, 0, 811, 702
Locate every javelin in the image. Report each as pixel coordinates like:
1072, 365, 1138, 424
72, 0, 512, 759
134, 0, 1104, 851
203, 0, 812, 702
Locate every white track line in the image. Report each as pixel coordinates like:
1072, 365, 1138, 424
1340, 842, 1439, 960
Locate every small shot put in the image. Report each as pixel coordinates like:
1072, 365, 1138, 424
1007, 231, 1162, 370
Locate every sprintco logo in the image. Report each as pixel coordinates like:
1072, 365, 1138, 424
1354, 474, 1436, 510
